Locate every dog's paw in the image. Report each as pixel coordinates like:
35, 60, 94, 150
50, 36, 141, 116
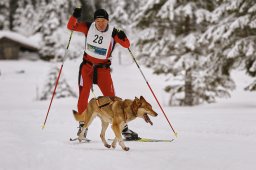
123, 147, 130, 151
111, 144, 116, 149
104, 144, 111, 148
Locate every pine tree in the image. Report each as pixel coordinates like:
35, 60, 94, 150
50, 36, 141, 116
13, 0, 39, 36
35, 0, 85, 61
38, 0, 68, 61
38, 0, 79, 100
107, 0, 129, 27
40, 66, 77, 100
8, 0, 19, 30
0, 0, 9, 30
102, 0, 144, 28
134, 0, 228, 106
200, 0, 256, 91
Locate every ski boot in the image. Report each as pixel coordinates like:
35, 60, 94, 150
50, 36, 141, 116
122, 125, 140, 141
77, 121, 88, 141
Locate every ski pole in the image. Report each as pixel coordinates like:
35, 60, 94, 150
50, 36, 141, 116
128, 48, 178, 137
42, 29, 74, 129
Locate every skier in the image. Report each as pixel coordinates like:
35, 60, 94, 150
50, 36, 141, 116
67, 8, 139, 140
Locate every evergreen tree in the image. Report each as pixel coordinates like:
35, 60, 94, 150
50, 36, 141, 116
134, 0, 230, 106
39, 0, 69, 60
9, 0, 18, 30
200, 0, 256, 91
40, 66, 77, 100
102, 0, 144, 28
0, 0, 9, 30
13, 0, 39, 36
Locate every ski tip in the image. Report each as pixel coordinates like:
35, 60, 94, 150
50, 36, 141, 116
174, 132, 178, 138
41, 124, 45, 130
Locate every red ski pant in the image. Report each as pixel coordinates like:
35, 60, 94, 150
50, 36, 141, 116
77, 64, 115, 114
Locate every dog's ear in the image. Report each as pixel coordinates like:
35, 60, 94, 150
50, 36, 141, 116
131, 97, 142, 112
131, 99, 139, 114
140, 96, 145, 101
134, 97, 142, 106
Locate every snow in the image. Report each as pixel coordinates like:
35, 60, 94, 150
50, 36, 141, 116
183, 33, 197, 51
195, 9, 212, 24
0, 30, 39, 49
248, 4, 256, 13
249, 18, 256, 28
0, 55, 256, 170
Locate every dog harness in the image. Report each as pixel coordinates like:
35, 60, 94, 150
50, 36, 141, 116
94, 97, 138, 123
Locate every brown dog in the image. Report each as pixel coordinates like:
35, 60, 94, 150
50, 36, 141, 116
73, 96, 158, 151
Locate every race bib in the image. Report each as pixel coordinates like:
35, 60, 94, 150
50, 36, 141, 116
85, 22, 113, 59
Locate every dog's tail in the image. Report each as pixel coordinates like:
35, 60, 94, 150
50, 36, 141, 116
72, 110, 85, 122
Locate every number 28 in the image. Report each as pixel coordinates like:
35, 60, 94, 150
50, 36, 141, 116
93, 35, 103, 44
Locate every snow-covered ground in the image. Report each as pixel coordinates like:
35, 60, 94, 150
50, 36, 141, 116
0, 54, 256, 170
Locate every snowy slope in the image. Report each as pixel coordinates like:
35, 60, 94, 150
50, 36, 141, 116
0, 55, 256, 170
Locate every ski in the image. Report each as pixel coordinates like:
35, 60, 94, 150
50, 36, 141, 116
135, 138, 174, 142
70, 137, 174, 143
108, 138, 174, 142
69, 137, 91, 143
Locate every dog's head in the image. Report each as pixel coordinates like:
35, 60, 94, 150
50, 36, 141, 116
132, 96, 158, 125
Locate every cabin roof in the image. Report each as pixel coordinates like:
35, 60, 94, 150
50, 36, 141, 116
0, 30, 39, 51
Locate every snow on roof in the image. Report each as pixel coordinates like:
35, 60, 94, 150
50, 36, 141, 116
0, 30, 39, 50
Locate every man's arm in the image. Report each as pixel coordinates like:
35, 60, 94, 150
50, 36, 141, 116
67, 8, 89, 35
112, 28, 130, 48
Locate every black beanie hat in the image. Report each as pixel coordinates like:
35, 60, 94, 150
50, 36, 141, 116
94, 9, 109, 20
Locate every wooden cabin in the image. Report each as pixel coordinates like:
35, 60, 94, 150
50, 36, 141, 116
0, 31, 38, 59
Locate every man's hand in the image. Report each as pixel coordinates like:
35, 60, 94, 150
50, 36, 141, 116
73, 8, 82, 19
117, 30, 127, 41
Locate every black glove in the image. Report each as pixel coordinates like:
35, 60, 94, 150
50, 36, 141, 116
117, 30, 127, 41
73, 8, 82, 19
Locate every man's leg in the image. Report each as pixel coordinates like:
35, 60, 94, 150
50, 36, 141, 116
76, 65, 92, 139
97, 69, 140, 140
97, 68, 115, 96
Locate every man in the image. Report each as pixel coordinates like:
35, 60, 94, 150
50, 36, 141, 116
67, 8, 139, 140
